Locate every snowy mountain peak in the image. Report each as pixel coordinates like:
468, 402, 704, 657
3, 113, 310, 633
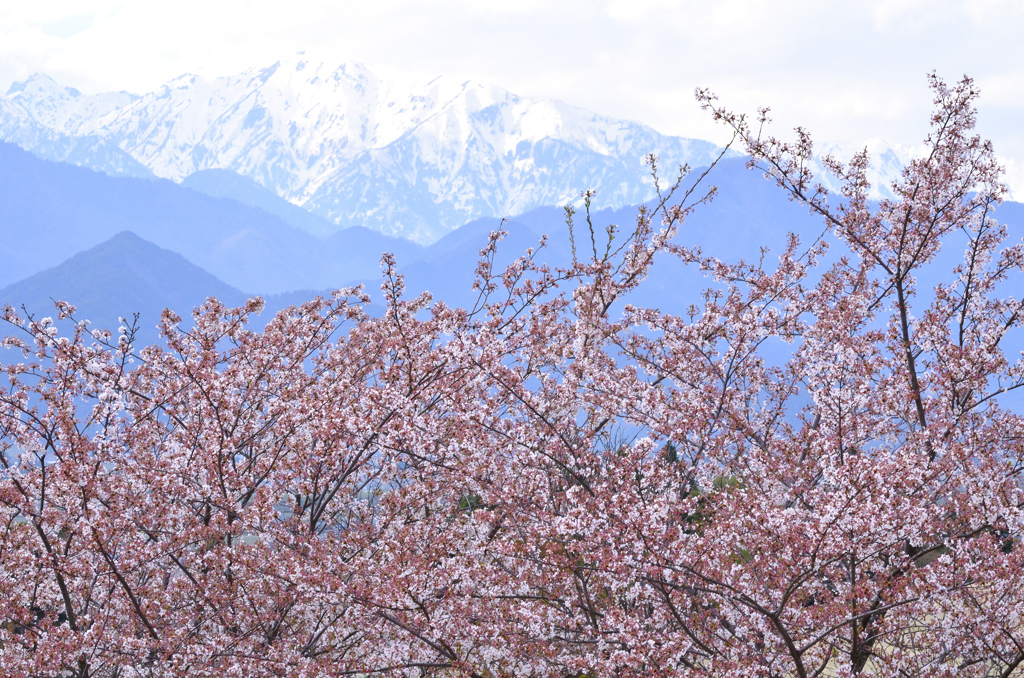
6, 72, 137, 136
6, 72, 65, 97
813, 137, 1021, 202
1, 57, 729, 243
811, 138, 924, 201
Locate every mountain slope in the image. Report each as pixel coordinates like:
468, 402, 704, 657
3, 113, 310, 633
0, 75, 153, 179
182, 168, 336, 236
395, 156, 1024, 313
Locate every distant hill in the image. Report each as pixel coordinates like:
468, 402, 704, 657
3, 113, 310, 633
0, 231, 248, 345
383, 157, 1024, 319
182, 168, 336, 236
390, 157, 831, 311
2, 145, 1022, 333
0, 153, 831, 340
0, 142, 424, 294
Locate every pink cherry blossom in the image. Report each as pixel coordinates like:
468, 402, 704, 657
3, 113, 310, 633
1, 74, 1022, 677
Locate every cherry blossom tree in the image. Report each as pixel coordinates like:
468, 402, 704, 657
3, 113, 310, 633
1, 73, 1022, 677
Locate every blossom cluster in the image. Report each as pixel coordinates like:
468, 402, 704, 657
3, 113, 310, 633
1, 75, 1023, 677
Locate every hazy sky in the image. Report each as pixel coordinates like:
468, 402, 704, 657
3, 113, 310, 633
2, 0, 1022, 170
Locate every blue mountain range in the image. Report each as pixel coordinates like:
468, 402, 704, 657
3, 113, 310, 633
1, 140, 1021, 353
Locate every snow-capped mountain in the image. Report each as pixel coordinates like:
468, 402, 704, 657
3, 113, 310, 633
810, 138, 923, 201
0, 74, 153, 179
811, 138, 1022, 203
0, 56, 727, 243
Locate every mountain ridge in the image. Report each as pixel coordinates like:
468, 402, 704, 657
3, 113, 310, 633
0, 56, 729, 242
0, 141, 423, 293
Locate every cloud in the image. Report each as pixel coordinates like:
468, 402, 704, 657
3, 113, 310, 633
40, 14, 96, 39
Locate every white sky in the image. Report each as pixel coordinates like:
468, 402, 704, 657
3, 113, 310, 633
1, 0, 1022, 171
